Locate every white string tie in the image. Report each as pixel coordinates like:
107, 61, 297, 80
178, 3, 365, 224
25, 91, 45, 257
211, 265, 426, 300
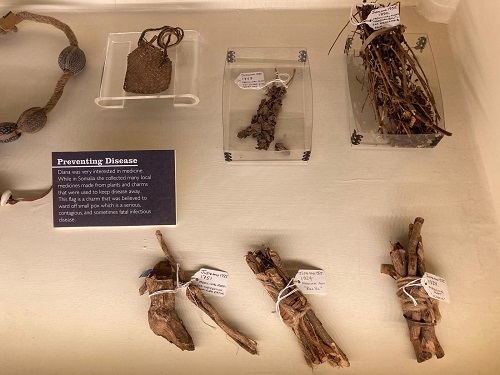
260, 72, 291, 91
399, 278, 423, 306
275, 278, 299, 324
149, 263, 193, 298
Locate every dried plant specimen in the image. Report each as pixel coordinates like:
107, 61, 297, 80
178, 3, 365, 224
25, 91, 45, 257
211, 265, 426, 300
274, 142, 290, 155
381, 217, 445, 362
351, 3, 451, 139
238, 69, 295, 150
144, 260, 195, 350
246, 248, 349, 368
140, 230, 258, 355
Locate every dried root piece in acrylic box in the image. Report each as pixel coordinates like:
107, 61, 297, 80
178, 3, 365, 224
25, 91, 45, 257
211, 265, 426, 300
238, 69, 296, 150
380, 217, 445, 362
139, 230, 258, 355
347, 2, 451, 146
246, 248, 349, 368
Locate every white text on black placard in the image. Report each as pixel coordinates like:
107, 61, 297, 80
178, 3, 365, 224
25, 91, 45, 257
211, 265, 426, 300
52, 150, 176, 227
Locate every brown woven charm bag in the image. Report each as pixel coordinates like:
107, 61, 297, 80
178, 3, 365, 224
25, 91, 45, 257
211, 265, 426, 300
123, 26, 184, 94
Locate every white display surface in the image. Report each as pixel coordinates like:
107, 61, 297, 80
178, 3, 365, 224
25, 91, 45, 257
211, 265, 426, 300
1, 7, 499, 375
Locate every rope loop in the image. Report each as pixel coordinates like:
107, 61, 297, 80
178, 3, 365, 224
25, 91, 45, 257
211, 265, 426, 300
157, 26, 184, 50
0, 187, 52, 206
1, 11, 84, 143
138, 25, 184, 48
138, 25, 184, 66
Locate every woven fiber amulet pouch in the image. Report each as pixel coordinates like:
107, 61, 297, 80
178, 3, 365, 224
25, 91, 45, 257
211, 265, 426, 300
123, 26, 184, 94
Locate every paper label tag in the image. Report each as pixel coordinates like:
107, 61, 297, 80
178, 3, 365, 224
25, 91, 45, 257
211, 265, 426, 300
365, 5, 400, 30
235, 72, 265, 89
293, 270, 327, 295
191, 268, 228, 297
422, 272, 450, 303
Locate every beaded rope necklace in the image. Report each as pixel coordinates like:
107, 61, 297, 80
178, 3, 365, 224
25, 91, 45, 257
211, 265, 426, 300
0, 11, 85, 205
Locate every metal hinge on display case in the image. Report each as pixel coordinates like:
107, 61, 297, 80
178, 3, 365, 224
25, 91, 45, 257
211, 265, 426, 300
298, 50, 308, 63
414, 37, 427, 52
302, 151, 311, 161
224, 152, 233, 162
226, 50, 236, 63
351, 130, 363, 145
429, 135, 444, 147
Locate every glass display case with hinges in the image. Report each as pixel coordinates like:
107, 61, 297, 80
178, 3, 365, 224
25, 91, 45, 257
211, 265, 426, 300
345, 33, 447, 148
223, 47, 313, 162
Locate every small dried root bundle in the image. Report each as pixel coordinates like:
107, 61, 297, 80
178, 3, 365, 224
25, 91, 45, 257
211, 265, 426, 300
142, 260, 195, 350
353, 2, 451, 139
238, 69, 295, 150
139, 230, 258, 355
381, 217, 445, 362
246, 248, 349, 368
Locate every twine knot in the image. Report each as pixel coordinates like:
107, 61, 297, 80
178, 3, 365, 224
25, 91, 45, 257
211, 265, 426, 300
148, 263, 191, 298
283, 303, 312, 329
275, 279, 312, 329
396, 276, 438, 324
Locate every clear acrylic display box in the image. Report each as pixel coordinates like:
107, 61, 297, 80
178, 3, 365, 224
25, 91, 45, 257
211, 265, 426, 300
223, 47, 313, 162
95, 30, 200, 108
345, 33, 446, 148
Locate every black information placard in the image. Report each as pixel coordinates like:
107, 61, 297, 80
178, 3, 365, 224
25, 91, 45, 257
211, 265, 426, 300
52, 150, 176, 227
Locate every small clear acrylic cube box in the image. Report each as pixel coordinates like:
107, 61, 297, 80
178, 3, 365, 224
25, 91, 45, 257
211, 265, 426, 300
95, 30, 200, 108
223, 47, 313, 162
345, 33, 446, 148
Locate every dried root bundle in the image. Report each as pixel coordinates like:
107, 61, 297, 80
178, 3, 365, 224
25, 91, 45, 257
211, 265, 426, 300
246, 248, 349, 368
139, 230, 258, 355
238, 69, 295, 150
381, 217, 445, 362
353, 3, 451, 138
142, 261, 195, 351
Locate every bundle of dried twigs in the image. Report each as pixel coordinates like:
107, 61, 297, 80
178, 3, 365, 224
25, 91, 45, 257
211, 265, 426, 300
381, 217, 445, 362
246, 248, 349, 368
352, 2, 451, 139
139, 230, 258, 355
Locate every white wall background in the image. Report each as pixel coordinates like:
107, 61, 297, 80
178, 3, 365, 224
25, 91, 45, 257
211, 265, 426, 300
3, 0, 420, 10
1, 0, 456, 22
448, 0, 500, 218
417, 0, 460, 22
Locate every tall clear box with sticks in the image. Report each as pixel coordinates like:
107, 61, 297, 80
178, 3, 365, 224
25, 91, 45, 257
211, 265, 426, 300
345, 33, 447, 148
223, 48, 313, 162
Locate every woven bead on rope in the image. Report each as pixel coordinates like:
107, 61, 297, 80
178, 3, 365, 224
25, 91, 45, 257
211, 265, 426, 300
0, 11, 86, 143
0, 11, 83, 206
